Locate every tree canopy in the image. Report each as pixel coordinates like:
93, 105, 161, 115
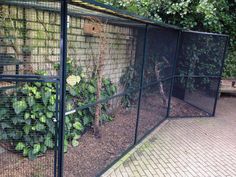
96, 0, 236, 78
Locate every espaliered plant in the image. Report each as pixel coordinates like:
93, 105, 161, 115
0, 59, 117, 159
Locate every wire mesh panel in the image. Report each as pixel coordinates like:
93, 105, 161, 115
0, 1, 61, 177
171, 32, 228, 117
184, 77, 219, 115
137, 80, 171, 141
63, 94, 139, 177
136, 25, 178, 140
143, 26, 179, 83
0, 0, 229, 176
63, 3, 146, 177
0, 80, 58, 177
175, 32, 227, 77
170, 77, 217, 117
0, 1, 61, 77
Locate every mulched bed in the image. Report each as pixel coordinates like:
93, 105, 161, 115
170, 97, 210, 117
0, 95, 208, 177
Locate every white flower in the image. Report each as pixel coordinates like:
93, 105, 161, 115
67, 75, 81, 86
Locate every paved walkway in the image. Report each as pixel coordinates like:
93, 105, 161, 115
102, 97, 236, 177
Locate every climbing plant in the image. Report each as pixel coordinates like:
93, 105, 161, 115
0, 59, 117, 159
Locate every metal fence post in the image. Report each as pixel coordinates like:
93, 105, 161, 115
134, 24, 148, 144
58, 0, 68, 177
54, 83, 59, 177
212, 36, 229, 116
166, 30, 182, 118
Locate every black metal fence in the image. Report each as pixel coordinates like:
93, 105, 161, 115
0, 1, 228, 177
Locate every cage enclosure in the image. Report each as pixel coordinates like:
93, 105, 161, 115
0, 0, 228, 177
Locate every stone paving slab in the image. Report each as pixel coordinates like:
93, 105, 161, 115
101, 97, 236, 177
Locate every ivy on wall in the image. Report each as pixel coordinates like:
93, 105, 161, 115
0, 59, 117, 159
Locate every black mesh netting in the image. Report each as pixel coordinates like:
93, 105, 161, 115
0, 1, 229, 177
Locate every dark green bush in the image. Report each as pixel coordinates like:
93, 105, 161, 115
223, 51, 236, 78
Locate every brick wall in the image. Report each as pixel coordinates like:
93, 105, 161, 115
0, 4, 137, 87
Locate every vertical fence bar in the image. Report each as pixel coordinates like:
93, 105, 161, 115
54, 83, 59, 177
166, 30, 182, 118
134, 24, 148, 144
212, 36, 229, 116
58, 0, 68, 177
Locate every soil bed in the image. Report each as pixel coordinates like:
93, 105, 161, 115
0, 96, 208, 177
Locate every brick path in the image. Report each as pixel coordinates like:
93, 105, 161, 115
102, 97, 236, 177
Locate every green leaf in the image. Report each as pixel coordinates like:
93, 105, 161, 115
29, 86, 37, 95
72, 139, 79, 147
42, 91, 51, 106
49, 96, 56, 105
88, 85, 96, 93
103, 79, 110, 86
23, 125, 31, 135
13, 100, 27, 114
28, 150, 36, 160
35, 92, 41, 99
35, 123, 45, 131
73, 122, 83, 131
0, 131, 7, 140
45, 136, 54, 148
24, 113, 30, 120
12, 117, 18, 125
33, 104, 43, 112
111, 85, 117, 93
64, 139, 68, 153
27, 96, 35, 107
0, 108, 7, 117
46, 120, 55, 134
46, 112, 53, 119
78, 111, 83, 116
34, 82, 42, 87
48, 105, 56, 112
25, 118, 31, 125
1, 122, 11, 129
39, 115, 46, 123
31, 114, 36, 119
40, 145, 47, 153
15, 142, 25, 151
33, 144, 41, 154
83, 116, 92, 126
66, 103, 73, 111
69, 87, 77, 96
73, 134, 81, 140
23, 147, 29, 157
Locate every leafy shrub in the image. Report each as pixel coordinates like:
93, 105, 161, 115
223, 51, 236, 78
120, 65, 140, 107
0, 81, 57, 160
0, 60, 117, 159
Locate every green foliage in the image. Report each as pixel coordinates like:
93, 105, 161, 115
223, 51, 236, 78
0, 59, 117, 159
13, 100, 28, 115
176, 34, 226, 91
97, 0, 236, 78
120, 65, 140, 107
0, 81, 57, 160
